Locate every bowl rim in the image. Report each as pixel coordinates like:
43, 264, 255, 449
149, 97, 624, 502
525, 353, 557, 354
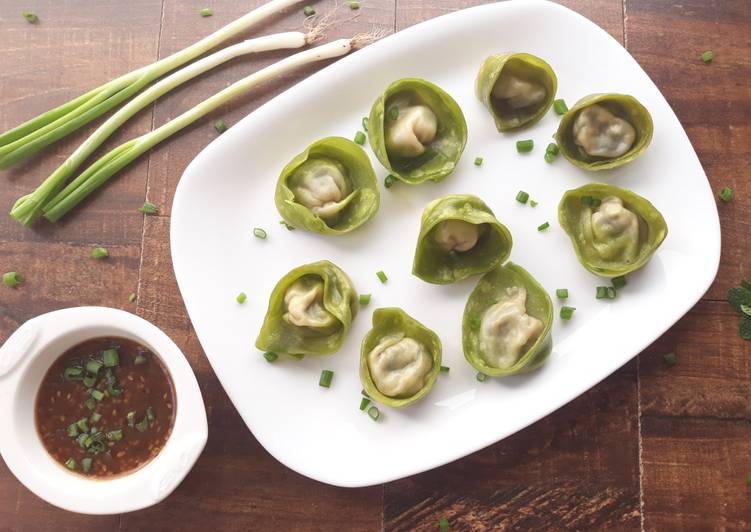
0, 306, 208, 515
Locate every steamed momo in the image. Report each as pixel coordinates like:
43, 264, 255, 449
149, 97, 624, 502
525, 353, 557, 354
282, 277, 337, 331
433, 219, 482, 252
367, 333, 433, 397
589, 196, 640, 262
289, 159, 350, 220
385, 98, 438, 158
573, 104, 636, 158
479, 287, 544, 369
491, 74, 546, 109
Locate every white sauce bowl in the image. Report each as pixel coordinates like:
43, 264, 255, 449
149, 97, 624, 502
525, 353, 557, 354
0, 307, 208, 514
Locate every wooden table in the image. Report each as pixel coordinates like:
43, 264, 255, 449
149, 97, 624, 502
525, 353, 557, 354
1, 1, 749, 529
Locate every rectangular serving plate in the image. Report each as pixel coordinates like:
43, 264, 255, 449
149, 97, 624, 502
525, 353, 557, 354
171, 0, 720, 487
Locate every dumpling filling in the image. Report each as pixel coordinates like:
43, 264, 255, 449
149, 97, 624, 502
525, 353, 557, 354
282, 277, 338, 332
290, 159, 351, 220
492, 73, 546, 109
587, 196, 640, 262
479, 287, 543, 369
385, 97, 438, 158
367, 333, 432, 397
433, 219, 481, 253
573, 104, 636, 158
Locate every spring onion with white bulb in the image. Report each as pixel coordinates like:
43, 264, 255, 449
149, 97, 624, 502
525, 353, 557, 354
10, 30, 318, 226
42, 38, 371, 222
0, 0, 305, 170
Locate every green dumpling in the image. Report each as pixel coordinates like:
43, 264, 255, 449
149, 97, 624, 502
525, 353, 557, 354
412, 194, 512, 284
360, 308, 442, 408
463, 263, 553, 377
558, 183, 668, 277
275, 137, 379, 235
255, 260, 358, 358
368, 78, 467, 184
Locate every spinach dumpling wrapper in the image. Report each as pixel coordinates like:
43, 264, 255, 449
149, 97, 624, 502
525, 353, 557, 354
555, 94, 653, 170
275, 137, 379, 235
463, 263, 553, 377
255, 260, 358, 358
368, 78, 467, 184
413, 194, 512, 284
360, 308, 442, 408
558, 183, 668, 277
475, 53, 557, 132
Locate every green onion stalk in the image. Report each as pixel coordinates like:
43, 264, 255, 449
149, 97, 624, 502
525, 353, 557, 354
10, 30, 317, 226
43, 38, 368, 223
0, 0, 306, 171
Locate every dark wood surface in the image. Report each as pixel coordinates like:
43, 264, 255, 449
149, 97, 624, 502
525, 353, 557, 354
1, 1, 749, 530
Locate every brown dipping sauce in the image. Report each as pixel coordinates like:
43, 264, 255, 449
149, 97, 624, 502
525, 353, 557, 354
35, 337, 176, 478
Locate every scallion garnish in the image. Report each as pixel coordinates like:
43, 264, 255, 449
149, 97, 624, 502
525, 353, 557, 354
138, 201, 159, 215
91, 247, 109, 259
476, 372, 487, 382
200, 8, 213, 17
279, 220, 296, 231
76, 418, 90, 432
537, 222, 550, 232
516, 191, 529, 204
303, 5, 315, 16
663, 352, 677, 366
213, 119, 228, 134
236, 292, 247, 304
553, 99, 568, 115
387, 106, 399, 121
596, 286, 616, 300
376, 270, 388, 283
359, 294, 371, 306
86, 359, 103, 375
384, 174, 397, 188
546, 142, 560, 155
135, 417, 149, 432
90, 412, 102, 424
146, 406, 156, 423
612, 276, 627, 289
361, 117, 369, 132
359, 397, 371, 411
134, 353, 148, 365
319, 369, 334, 388
65, 458, 77, 470
90, 389, 105, 401
439, 518, 450, 532
83, 372, 97, 388
106, 429, 123, 441
350, 1, 360, 9
560, 306, 576, 320
102, 348, 119, 367
128, 292, 137, 303
544, 152, 555, 163
354, 131, 366, 145
64, 367, 83, 380
67, 423, 79, 437
126, 411, 136, 427
263, 351, 278, 363
556, 288, 568, 299
361, 389, 370, 398
474, 157, 483, 166
516, 139, 534, 153
81, 457, 93, 473
529, 200, 538, 208
85, 398, 96, 410
440, 366, 450, 374
719, 187, 734, 202
367, 406, 380, 421
701, 50, 715, 63
22, 11, 39, 23
2, 271, 23, 289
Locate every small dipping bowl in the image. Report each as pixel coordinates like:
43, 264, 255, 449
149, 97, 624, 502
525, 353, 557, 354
0, 307, 208, 514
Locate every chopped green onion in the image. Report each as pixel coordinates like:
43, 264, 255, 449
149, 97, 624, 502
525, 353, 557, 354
22, 11, 39, 24
135, 417, 149, 432
134, 353, 148, 365
384, 174, 397, 188
440, 366, 450, 374
3, 271, 23, 288
367, 406, 380, 421
663, 352, 677, 366
90, 389, 105, 401
200, 8, 213, 17
303, 6, 315, 16
359, 294, 371, 306
319, 369, 334, 388
67, 423, 79, 438
553, 99, 568, 115
741, 304, 751, 317
580, 196, 602, 208
516, 191, 529, 204
701, 50, 715, 63
354, 131, 366, 145
350, 1, 360, 9
90, 412, 102, 424
76, 433, 89, 448
76, 418, 90, 432
106, 429, 123, 441
560, 306, 576, 320
596, 286, 616, 299
85, 398, 96, 410
556, 288, 568, 299
516, 139, 534, 153
83, 373, 97, 388
126, 411, 136, 427
102, 348, 119, 367
376, 270, 388, 283
263, 351, 278, 363
236, 292, 247, 304
474, 157, 483, 166
537, 222, 550, 232
359, 397, 371, 411
146, 406, 156, 423
388, 106, 399, 120
138, 201, 159, 215
361, 389, 370, 398
91, 247, 109, 259
64, 367, 83, 380
530, 200, 538, 208
361, 117, 369, 132
544, 152, 556, 163
65, 458, 77, 470
213, 119, 228, 134
546, 143, 560, 155
128, 292, 137, 303
81, 457, 93, 473
476, 372, 487, 382
279, 220, 296, 231
612, 276, 627, 289
86, 359, 103, 374
439, 518, 450, 532
719, 187, 734, 202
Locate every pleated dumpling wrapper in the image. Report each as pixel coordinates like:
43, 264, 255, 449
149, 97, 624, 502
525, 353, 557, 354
413, 194, 512, 284
463, 263, 553, 377
255, 260, 358, 359
558, 183, 668, 277
275, 137, 380, 235
360, 308, 442, 408
368, 78, 467, 184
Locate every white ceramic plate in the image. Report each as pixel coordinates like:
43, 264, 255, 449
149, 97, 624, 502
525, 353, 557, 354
171, 0, 719, 487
